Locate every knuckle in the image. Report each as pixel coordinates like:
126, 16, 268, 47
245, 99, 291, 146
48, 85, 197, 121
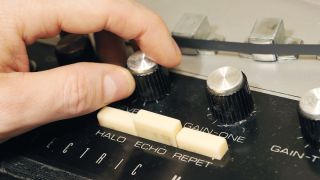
145, 14, 168, 36
149, 13, 164, 26
62, 65, 90, 116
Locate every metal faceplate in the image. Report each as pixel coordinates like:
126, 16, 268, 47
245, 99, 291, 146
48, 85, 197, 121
248, 18, 285, 44
172, 13, 211, 39
138, 0, 320, 99
248, 18, 285, 61
172, 13, 225, 56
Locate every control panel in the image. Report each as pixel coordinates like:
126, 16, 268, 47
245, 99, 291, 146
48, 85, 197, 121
2, 0, 320, 179
0, 41, 320, 180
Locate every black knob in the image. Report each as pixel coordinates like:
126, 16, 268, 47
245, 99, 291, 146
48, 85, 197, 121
55, 34, 96, 66
298, 88, 320, 147
206, 66, 254, 124
127, 51, 170, 101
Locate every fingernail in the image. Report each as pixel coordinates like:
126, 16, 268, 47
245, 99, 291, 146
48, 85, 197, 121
104, 68, 135, 103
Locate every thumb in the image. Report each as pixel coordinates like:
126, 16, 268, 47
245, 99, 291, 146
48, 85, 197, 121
0, 62, 135, 141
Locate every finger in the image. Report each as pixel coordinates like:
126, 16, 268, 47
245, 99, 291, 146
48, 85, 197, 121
9, 0, 181, 67
94, 31, 129, 67
0, 62, 135, 141
0, 29, 29, 72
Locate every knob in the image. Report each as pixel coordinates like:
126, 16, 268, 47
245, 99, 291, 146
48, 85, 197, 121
206, 66, 254, 124
127, 51, 170, 101
298, 88, 320, 147
55, 34, 96, 66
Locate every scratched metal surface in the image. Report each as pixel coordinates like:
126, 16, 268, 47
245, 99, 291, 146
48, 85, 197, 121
138, 0, 320, 98
1, 43, 320, 179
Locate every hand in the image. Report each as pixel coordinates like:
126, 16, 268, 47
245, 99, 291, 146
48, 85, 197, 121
0, 0, 181, 142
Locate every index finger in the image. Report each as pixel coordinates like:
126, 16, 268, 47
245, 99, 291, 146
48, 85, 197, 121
13, 0, 181, 67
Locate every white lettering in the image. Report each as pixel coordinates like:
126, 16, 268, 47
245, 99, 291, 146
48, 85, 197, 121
114, 159, 124, 170
131, 164, 143, 175
134, 141, 167, 155
46, 138, 57, 149
172, 152, 213, 168
62, 143, 74, 154
95, 130, 126, 143
311, 155, 320, 162
95, 130, 105, 137
96, 153, 107, 164
172, 175, 182, 180
270, 145, 305, 160
184, 122, 246, 143
80, 148, 90, 159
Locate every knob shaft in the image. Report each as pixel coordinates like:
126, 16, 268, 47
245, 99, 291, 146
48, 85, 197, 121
206, 66, 254, 124
298, 88, 320, 147
127, 51, 170, 101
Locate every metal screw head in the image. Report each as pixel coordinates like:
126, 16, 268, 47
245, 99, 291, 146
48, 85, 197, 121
207, 66, 244, 96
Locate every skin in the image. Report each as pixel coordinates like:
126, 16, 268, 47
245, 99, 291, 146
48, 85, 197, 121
0, 0, 181, 142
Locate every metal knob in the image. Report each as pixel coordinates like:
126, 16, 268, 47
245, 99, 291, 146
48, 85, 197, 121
206, 66, 254, 124
298, 88, 320, 147
127, 51, 170, 101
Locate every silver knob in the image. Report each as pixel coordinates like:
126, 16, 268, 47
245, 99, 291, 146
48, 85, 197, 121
127, 52, 158, 75
206, 66, 254, 124
207, 66, 244, 96
127, 51, 170, 101
298, 88, 320, 147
